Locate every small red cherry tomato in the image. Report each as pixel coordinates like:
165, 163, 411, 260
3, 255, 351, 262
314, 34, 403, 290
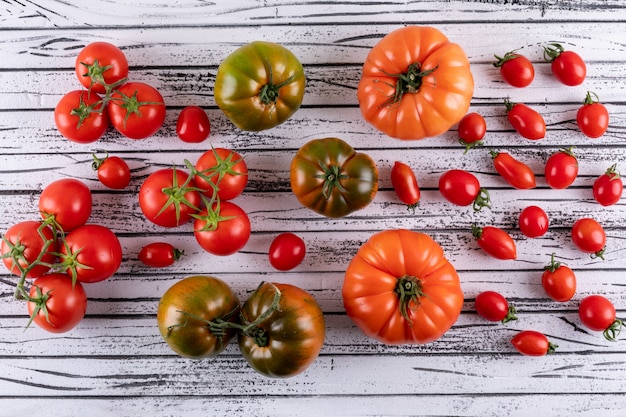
391, 161, 420, 211
571, 217, 606, 259
579, 295, 622, 341
518, 205, 549, 238
439, 169, 491, 212
75, 42, 128, 94
493, 51, 535, 88
176, 106, 211, 143
193, 200, 251, 256
545, 148, 578, 189
542, 253, 576, 302
472, 225, 517, 260
39, 178, 92, 232
543, 43, 586, 86
138, 242, 184, 268
92, 153, 131, 189
54, 90, 109, 144
577, 92, 609, 139
490, 151, 536, 189
108, 82, 166, 139
511, 330, 557, 356
593, 164, 623, 206
194, 148, 248, 201
458, 112, 487, 153
505, 100, 546, 140
475, 291, 517, 323
268, 233, 306, 271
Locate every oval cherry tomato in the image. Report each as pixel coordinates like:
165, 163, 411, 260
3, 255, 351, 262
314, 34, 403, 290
593, 164, 623, 206
54, 90, 109, 144
268, 233, 306, 271
571, 218, 606, 259
439, 169, 491, 211
193, 200, 251, 256
92, 153, 131, 189
491, 151, 536, 189
543, 43, 586, 86
75, 42, 128, 94
139, 242, 184, 268
542, 253, 576, 302
511, 330, 557, 356
475, 291, 517, 323
391, 161, 420, 211
579, 295, 622, 341
505, 100, 546, 140
39, 179, 92, 232
176, 106, 211, 143
493, 51, 535, 88
108, 82, 166, 139
27, 273, 87, 333
472, 225, 517, 260
194, 148, 248, 201
458, 112, 487, 153
577, 92, 609, 138
518, 205, 549, 238
1, 221, 58, 279
545, 148, 578, 189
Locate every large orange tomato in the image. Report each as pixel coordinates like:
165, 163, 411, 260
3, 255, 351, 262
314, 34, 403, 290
342, 229, 464, 344
357, 26, 474, 140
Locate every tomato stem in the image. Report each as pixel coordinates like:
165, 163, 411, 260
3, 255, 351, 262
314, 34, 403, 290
383, 63, 438, 105
316, 163, 349, 200
603, 319, 623, 342
258, 58, 297, 106
493, 50, 520, 68
395, 276, 425, 326
542, 43, 565, 62
502, 306, 518, 324
472, 189, 491, 212
155, 166, 203, 226
543, 252, 563, 273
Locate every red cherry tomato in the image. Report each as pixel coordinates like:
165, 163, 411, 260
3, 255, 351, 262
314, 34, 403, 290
472, 225, 517, 260
518, 205, 549, 238
108, 82, 166, 139
593, 164, 623, 206
511, 330, 557, 356
579, 295, 622, 341
577, 92, 609, 139
543, 43, 586, 86
39, 178, 92, 232
545, 148, 578, 189
54, 90, 109, 144
493, 51, 535, 88
490, 151, 536, 189
475, 291, 517, 323
1, 221, 58, 279
268, 233, 306, 271
193, 200, 251, 256
176, 106, 211, 143
92, 153, 131, 189
391, 161, 420, 211
542, 253, 576, 302
75, 42, 128, 94
458, 112, 487, 153
571, 218, 606, 259
505, 100, 546, 140
139, 242, 183, 268
439, 169, 491, 211
194, 148, 248, 201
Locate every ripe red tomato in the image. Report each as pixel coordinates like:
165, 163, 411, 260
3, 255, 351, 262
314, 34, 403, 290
457, 112, 487, 153
39, 178, 92, 232
176, 106, 211, 143
391, 161, 420, 211
571, 218, 606, 259
194, 148, 248, 201
579, 295, 622, 341
268, 233, 306, 271
493, 51, 535, 88
108, 82, 166, 139
511, 330, 557, 356
139, 242, 184, 268
475, 291, 517, 323
54, 90, 109, 144
92, 153, 131, 189
193, 200, 251, 256
593, 164, 622, 206
542, 253, 576, 302
472, 225, 517, 260
518, 205, 549, 238
1, 221, 58, 279
27, 273, 87, 333
75, 42, 128, 93
491, 151, 536, 189
543, 43, 586, 86
438, 169, 491, 211
505, 100, 546, 140
577, 92, 609, 138
545, 148, 578, 189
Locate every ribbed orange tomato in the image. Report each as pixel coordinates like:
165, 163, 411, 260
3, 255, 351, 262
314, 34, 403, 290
357, 26, 474, 140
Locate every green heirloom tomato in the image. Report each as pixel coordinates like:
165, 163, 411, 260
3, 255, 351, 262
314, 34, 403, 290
290, 137, 379, 218
214, 41, 306, 131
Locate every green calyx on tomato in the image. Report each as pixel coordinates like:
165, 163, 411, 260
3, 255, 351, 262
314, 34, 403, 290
78, 58, 128, 94
157, 167, 202, 224
186, 148, 247, 198
191, 196, 238, 232
395, 276, 426, 326
109, 88, 163, 130
383, 63, 439, 105
69, 92, 107, 129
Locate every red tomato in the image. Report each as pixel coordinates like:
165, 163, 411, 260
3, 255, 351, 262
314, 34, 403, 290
268, 233, 306, 271
543, 43, 586, 86
391, 161, 420, 211
75, 42, 128, 94
577, 92, 609, 138
1, 221, 58, 279
138, 242, 183, 268
542, 253, 576, 302
439, 169, 491, 211
505, 100, 546, 140
472, 225, 517, 260
193, 200, 251, 256
39, 178, 92, 232
518, 205, 549, 238
27, 273, 87, 333
493, 51, 535, 88
139, 168, 202, 228
60, 224, 123, 283
545, 148, 578, 189
511, 330, 557, 356
194, 148, 248, 201
457, 112, 487, 153
54, 90, 109, 144
475, 291, 517, 323
571, 218, 606, 259
176, 106, 211, 143
92, 153, 131, 189
491, 151, 536, 189
579, 295, 622, 341
593, 164, 623, 206
108, 82, 166, 139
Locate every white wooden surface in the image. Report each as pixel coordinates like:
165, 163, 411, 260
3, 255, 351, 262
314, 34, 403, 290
1, 1, 626, 416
